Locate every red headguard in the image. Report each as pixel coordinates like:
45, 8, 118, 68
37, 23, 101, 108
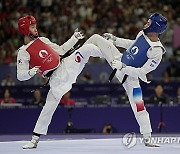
18, 15, 37, 36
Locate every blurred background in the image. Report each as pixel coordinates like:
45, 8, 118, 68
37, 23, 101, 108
0, 0, 180, 135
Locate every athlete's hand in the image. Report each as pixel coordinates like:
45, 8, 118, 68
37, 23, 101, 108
74, 28, 84, 40
28, 66, 41, 77
103, 33, 116, 43
112, 60, 123, 70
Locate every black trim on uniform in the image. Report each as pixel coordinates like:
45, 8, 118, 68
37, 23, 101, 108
33, 132, 41, 137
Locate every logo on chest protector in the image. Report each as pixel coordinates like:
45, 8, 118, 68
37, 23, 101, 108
131, 46, 139, 55
39, 50, 48, 58
39, 50, 53, 63
75, 51, 84, 63
126, 46, 139, 60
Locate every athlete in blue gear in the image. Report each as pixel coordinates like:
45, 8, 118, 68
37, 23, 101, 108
85, 13, 168, 147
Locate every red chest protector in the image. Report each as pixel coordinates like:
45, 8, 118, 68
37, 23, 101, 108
26, 38, 60, 75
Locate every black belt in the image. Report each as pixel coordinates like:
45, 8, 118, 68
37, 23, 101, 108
109, 68, 128, 84
121, 74, 128, 84
45, 55, 63, 78
45, 69, 56, 78
41, 69, 55, 87
109, 69, 117, 82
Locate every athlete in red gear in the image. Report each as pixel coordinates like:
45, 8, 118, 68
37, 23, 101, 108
17, 15, 121, 149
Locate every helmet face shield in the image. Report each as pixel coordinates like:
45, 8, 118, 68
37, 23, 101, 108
18, 15, 38, 36
143, 13, 168, 34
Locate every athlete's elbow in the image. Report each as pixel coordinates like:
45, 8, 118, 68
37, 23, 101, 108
92, 33, 100, 37
17, 74, 26, 81
17, 75, 23, 81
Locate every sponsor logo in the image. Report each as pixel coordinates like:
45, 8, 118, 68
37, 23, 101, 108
122, 132, 137, 148
122, 132, 180, 148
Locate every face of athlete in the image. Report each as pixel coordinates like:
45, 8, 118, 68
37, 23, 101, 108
29, 24, 38, 36
144, 19, 152, 29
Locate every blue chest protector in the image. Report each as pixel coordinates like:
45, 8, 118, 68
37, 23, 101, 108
121, 35, 151, 68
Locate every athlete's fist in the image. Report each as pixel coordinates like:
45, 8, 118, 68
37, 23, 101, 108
28, 66, 41, 77
112, 60, 124, 70
74, 28, 84, 40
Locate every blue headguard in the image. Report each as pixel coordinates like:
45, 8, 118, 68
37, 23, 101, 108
144, 13, 168, 34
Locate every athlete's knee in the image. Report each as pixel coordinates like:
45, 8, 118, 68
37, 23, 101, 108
90, 34, 103, 41
85, 34, 103, 46
91, 33, 100, 38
